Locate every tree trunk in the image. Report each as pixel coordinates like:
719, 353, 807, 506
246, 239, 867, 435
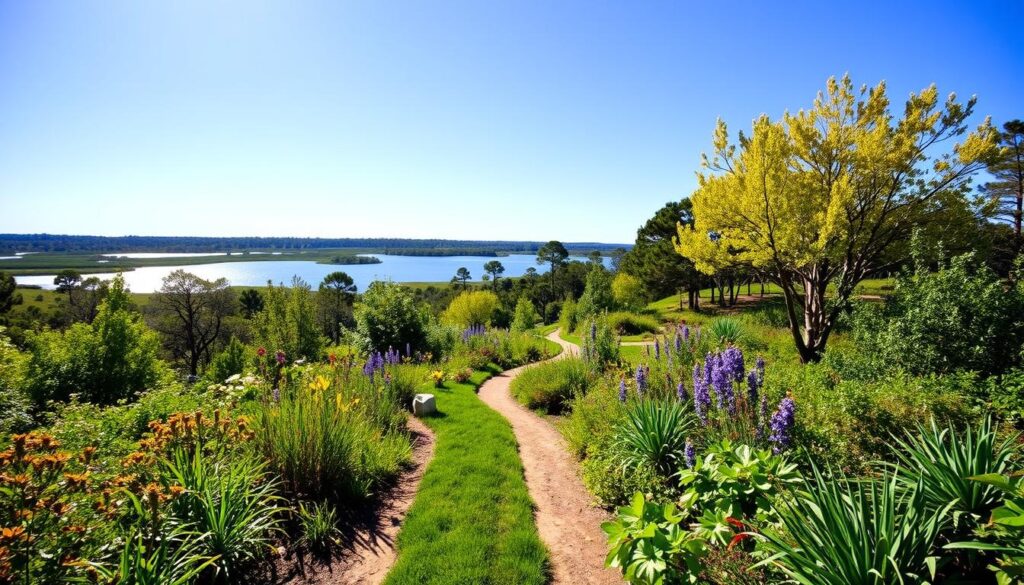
710, 286, 715, 304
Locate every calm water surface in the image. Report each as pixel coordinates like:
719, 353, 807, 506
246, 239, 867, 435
16, 254, 596, 293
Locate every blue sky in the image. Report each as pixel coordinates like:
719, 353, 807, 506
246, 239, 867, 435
0, 1, 1021, 244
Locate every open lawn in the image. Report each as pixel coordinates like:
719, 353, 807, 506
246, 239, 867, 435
384, 368, 549, 585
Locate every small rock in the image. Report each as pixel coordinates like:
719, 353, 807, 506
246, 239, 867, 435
412, 393, 437, 416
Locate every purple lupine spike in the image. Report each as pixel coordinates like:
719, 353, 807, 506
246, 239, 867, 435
682, 324, 690, 343
362, 359, 374, 377
675, 329, 683, 352
677, 380, 687, 402
635, 365, 647, 397
373, 351, 385, 371
756, 356, 766, 385
618, 378, 627, 403
654, 338, 661, 361
684, 439, 696, 469
590, 321, 597, 343
722, 346, 745, 382
769, 396, 795, 453
692, 362, 709, 424
711, 354, 735, 414
272, 387, 280, 403
746, 370, 759, 406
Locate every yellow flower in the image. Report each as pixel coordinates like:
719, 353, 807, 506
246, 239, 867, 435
308, 375, 329, 393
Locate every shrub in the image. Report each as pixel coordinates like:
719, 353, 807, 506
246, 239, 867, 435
580, 315, 620, 372
354, 281, 427, 354
206, 336, 250, 384
611, 273, 646, 310
850, 251, 1024, 377
24, 275, 164, 407
606, 311, 659, 336
253, 277, 325, 362
510, 357, 592, 413
576, 267, 616, 321
602, 493, 707, 585
756, 464, 951, 584
441, 290, 500, 327
947, 472, 1024, 583
676, 440, 801, 545
510, 297, 540, 332
614, 400, 696, 476
558, 298, 578, 335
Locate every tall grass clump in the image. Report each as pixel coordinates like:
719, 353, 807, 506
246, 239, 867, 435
606, 311, 660, 336
254, 362, 412, 501
510, 356, 593, 413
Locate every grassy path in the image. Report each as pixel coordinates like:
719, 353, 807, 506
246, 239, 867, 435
478, 331, 620, 585
384, 368, 549, 585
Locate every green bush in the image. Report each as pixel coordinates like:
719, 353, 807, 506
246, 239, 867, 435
510, 357, 592, 413
253, 277, 325, 362
558, 297, 578, 335
605, 311, 660, 336
206, 336, 250, 384
576, 267, 616, 321
24, 275, 165, 407
614, 399, 696, 476
602, 493, 707, 585
510, 297, 540, 332
580, 315, 620, 372
850, 251, 1024, 377
354, 281, 427, 354
441, 290, 500, 327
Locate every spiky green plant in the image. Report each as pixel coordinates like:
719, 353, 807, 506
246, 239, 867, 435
707, 318, 744, 345
296, 500, 342, 551
887, 417, 1017, 525
614, 399, 696, 476
755, 463, 951, 585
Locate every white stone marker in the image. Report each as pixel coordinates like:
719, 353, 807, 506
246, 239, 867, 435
412, 393, 437, 416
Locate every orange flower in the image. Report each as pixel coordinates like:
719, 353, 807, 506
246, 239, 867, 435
80, 446, 97, 465
0, 527, 26, 542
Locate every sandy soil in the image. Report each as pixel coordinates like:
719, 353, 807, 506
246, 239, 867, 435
272, 416, 436, 585
478, 330, 621, 585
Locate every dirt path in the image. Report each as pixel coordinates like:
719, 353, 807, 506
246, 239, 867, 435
278, 416, 435, 585
478, 330, 621, 585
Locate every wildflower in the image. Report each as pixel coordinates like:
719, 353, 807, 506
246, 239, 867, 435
721, 346, 745, 382
755, 356, 766, 385
275, 350, 286, 365
328, 353, 337, 366
272, 387, 280, 403
618, 378, 627, 403
692, 363, 709, 424
654, 338, 660, 360
635, 365, 648, 397
684, 439, 696, 469
711, 354, 735, 414
769, 394, 796, 454
257, 347, 267, 357
746, 370, 759, 406
674, 328, 683, 352
682, 324, 690, 343
677, 381, 687, 402
308, 375, 329, 393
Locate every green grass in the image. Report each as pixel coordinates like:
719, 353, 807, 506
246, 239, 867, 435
385, 369, 549, 585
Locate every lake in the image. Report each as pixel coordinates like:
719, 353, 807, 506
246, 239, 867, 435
15, 254, 603, 292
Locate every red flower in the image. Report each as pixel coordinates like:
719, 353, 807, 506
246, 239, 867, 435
257, 347, 267, 357
728, 532, 751, 550
725, 516, 745, 529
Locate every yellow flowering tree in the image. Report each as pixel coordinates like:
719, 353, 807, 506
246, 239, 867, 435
676, 75, 997, 363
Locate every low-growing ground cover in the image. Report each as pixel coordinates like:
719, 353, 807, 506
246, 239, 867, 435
385, 368, 549, 585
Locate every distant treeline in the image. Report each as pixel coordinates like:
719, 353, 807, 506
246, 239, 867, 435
0, 234, 628, 254
324, 255, 383, 265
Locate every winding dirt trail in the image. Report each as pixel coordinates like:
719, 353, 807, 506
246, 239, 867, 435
478, 330, 621, 585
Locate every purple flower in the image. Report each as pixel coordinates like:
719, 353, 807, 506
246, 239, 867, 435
684, 439, 696, 469
406, 342, 412, 357
618, 378, 627, 403
711, 354, 735, 414
682, 324, 690, 344
722, 346, 745, 382
746, 370, 759, 406
385, 347, 401, 365
674, 329, 683, 352
654, 338, 661, 361
757, 395, 768, 441
692, 363, 710, 424
756, 356, 766, 385
677, 381, 687, 402
635, 365, 648, 397
275, 350, 286, 366
272, 387, 280, 403
769, 396, 796, 454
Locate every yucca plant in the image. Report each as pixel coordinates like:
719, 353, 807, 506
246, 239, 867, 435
163, 447, 284, 580
887, 417, 1017, 525
755, 463, 951, 584
614, 399, 696, 476
707, 317, 744, 345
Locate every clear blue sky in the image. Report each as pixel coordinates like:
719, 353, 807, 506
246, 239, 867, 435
1, 1, 1021, 244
